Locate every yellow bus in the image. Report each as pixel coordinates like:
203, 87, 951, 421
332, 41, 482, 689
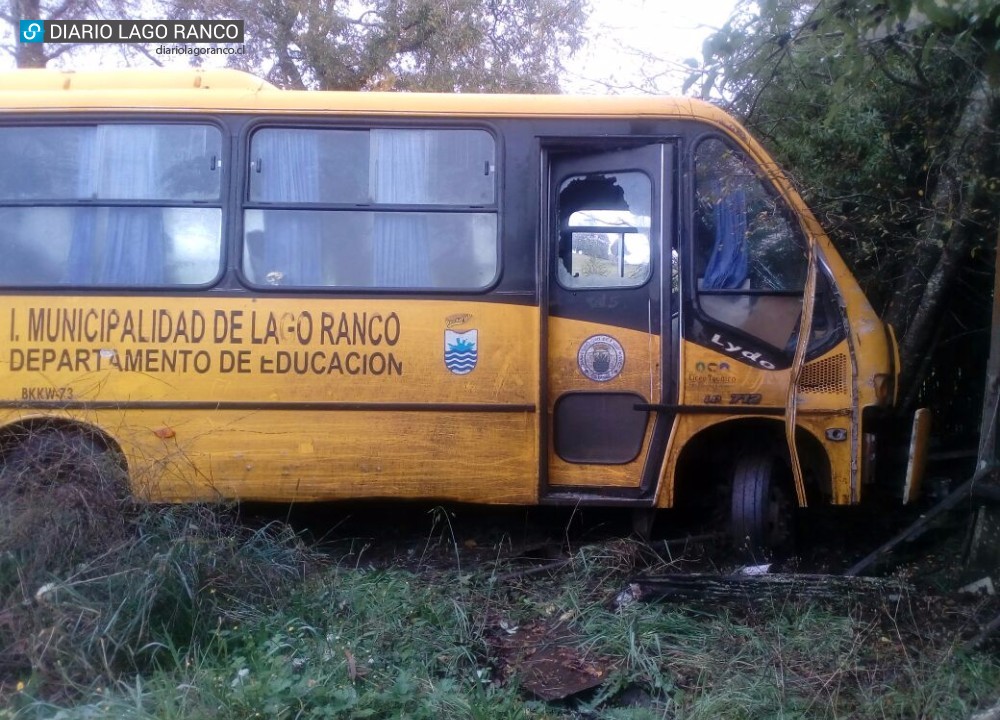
0, 68, 908, 550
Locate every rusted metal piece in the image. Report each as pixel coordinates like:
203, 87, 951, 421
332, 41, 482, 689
489, 619, 610, 701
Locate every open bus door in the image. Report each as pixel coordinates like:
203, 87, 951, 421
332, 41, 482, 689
543, 143, 676, 501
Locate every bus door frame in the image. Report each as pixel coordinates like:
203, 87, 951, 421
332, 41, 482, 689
538, 139, 678, 504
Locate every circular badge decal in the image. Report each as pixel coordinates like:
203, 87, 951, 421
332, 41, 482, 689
577, 335, 625, 382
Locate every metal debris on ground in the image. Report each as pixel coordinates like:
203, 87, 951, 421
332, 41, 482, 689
959, 577, 997, 596
488, 619, 610, 701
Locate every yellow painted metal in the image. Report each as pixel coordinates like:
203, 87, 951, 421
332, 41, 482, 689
655, 338, 866, 508
0, 69, 745, 123
11, 407, 538, 504
887, 324, 902, 406
785, 228, 819, 507
904, 408, 932, 504
0, 297, 535, 404
546, 317, 659, 488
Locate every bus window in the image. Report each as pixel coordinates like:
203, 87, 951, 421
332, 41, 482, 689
243, 127, 498, 289
0, 123, 223, 286
556, 171, 651, 289
694, 137, 807, 351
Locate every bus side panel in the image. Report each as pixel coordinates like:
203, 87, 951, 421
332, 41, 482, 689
7, 408, 534, 504
0, 297, 540, 504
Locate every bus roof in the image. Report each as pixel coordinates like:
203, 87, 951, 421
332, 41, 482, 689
0, 68, 746, 133
0, 68, 278, 92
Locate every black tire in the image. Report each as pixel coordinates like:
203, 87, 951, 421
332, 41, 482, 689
730, 452, 792, 558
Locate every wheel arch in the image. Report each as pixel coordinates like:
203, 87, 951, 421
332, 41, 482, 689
0, 415, 129, 474
663, 416, 832, 511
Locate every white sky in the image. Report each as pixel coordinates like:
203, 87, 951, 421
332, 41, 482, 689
564, 0, 738, 94
0, 0, 738, 94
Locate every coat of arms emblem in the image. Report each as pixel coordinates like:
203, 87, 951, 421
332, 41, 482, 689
444, 329, 478, 375
578, 334, 625, 382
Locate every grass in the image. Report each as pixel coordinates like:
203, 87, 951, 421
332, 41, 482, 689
1, 486, 999, 718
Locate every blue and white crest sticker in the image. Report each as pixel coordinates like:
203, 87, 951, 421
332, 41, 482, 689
578, 335, 625, 382
444, 329, 478, 375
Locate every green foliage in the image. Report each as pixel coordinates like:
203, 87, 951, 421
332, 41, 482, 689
4, 517, 999, 719
689, 0, 1000, 416
691, 0, 993, 296
210, 0, 588, 91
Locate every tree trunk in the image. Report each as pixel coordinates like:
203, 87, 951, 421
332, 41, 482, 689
884, 74, 998, 406
12, 0, 46, 68
977, 227, 1000, 472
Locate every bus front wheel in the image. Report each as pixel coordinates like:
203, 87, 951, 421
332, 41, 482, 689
730, 452, 792, 558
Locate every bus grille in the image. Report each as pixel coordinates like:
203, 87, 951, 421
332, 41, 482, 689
799, 354, 849, 394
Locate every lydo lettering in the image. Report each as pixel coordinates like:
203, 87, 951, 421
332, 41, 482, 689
710, 333, 777, 370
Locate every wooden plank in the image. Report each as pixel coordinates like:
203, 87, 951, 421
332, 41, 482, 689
633, 573, 909, 603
